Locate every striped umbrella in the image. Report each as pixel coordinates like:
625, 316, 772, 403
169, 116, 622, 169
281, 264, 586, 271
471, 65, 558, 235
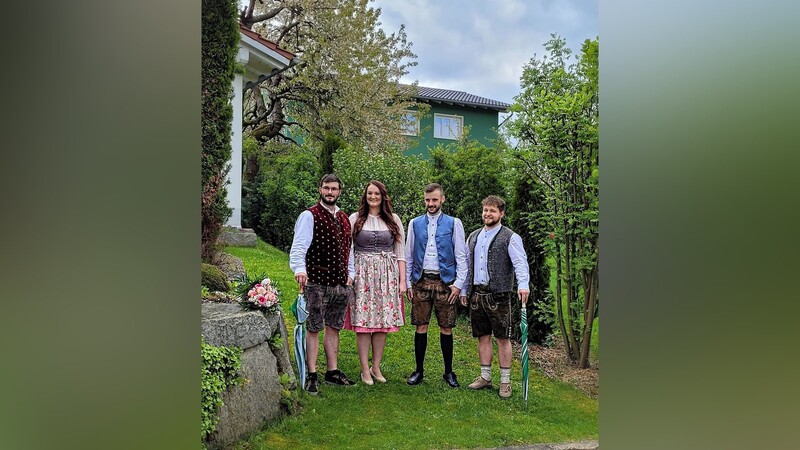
520, 303, 530, 406
291, 292, 309, 390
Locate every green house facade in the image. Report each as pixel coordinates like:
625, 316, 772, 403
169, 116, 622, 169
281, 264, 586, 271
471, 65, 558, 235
400, 85, 509, 158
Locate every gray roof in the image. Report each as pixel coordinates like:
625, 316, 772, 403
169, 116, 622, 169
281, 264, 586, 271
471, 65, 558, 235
402, 84, 510, 112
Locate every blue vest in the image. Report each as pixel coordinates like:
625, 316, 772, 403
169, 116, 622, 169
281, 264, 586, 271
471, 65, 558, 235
410, 214, 456, 284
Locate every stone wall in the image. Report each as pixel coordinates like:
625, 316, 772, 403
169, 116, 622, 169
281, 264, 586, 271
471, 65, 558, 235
202, 303, 296, 449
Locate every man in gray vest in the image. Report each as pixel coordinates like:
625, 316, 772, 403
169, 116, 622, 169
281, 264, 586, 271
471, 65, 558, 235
459, 195, 530, 399
405, 183, 468, 388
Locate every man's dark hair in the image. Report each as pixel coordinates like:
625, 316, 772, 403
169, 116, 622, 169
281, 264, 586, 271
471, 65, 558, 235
319, 173, 342, 188
482, 195, 506, 212
424, 183, 443, 196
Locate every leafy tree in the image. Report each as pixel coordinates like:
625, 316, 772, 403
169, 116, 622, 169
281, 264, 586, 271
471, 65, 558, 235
241, 139, 319, 251
201, 0, 238, 262
428, 135, 511, 233
507, 35, 599, 368
508, 172, 553, 345
319, 132, 345, 180
333, 146, 431, 223
239, 0, 424, 151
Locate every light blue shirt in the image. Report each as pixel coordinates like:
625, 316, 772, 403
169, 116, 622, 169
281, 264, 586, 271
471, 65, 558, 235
469, 225, 530, 290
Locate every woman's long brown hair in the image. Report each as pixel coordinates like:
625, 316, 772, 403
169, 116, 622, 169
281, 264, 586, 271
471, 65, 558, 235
352, 180, 401, 243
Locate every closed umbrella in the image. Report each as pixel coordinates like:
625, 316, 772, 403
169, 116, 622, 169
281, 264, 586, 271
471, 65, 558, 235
290, 292, 309, 390
520, 303, 530, 407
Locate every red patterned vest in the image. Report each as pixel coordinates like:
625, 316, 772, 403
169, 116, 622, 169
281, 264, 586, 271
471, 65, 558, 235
306, 203, 352, 286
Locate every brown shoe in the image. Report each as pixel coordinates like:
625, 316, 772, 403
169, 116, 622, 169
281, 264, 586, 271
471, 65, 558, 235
499, 382, 512, 399
468, 376, 493, 390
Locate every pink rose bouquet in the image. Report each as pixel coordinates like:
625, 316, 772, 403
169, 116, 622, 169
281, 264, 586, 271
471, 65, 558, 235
239, 276, 281, 313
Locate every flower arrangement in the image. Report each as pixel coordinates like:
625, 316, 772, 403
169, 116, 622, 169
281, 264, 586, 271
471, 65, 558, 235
236, 273, 281, 313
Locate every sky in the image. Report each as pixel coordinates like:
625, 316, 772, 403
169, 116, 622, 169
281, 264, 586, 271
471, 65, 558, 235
371, 0, 598, 107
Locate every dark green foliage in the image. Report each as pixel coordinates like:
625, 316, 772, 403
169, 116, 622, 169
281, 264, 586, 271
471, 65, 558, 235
319, 133, 345, 180
201, 263, 230, 292
428, 138, 510, 233
509, 173, 553, 344
333, 147, 432, 223
242, 142, 319, 251
201, 337, 242, 442
201, 0, 239, 262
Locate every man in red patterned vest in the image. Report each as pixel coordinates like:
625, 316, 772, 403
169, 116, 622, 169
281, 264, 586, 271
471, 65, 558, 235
290, 174, 356, 394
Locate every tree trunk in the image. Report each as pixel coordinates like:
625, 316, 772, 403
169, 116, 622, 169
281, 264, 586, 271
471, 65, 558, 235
562, 216, 579, 363
552, 204, 571, 361
578, 267, 598, 368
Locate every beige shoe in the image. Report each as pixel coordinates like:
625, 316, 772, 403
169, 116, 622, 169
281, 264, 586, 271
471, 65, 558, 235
468, 376, 493, 390
499, 382, 512, 399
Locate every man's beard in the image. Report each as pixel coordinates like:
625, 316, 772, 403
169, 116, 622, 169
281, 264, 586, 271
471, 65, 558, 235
427, 205, 441, 215
483, 217, 501, 227
321, 194, 338, 206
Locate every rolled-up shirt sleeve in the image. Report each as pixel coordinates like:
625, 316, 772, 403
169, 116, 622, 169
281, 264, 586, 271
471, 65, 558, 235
289, 210, 314, 275
508, 233, 530, 290
452, 218, 468, 290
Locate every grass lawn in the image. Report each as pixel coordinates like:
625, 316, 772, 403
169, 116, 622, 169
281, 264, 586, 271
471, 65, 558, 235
225, 241, 598, 449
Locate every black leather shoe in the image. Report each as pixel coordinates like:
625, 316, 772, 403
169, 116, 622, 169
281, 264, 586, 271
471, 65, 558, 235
442, 372, 460, 388
406, 371, 424, 386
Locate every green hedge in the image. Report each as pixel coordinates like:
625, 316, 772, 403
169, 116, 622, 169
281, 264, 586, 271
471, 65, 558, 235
201, 0, 238, 261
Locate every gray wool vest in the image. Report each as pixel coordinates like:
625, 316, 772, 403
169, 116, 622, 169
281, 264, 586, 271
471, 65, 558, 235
464, 226, 515, 298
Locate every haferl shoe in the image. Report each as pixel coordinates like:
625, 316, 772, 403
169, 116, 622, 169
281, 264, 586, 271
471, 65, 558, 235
406, 370, 424, 386
305, 373, 319, 396
499, 382, 512, 399
467, 376, 493, 390
442, 372, 460, 388
324, 369, 355, 386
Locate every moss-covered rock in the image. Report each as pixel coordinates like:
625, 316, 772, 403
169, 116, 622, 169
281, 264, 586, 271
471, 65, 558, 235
202, 263, 230, 292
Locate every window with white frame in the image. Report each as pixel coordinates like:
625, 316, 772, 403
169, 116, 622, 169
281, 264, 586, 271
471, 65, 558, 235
433, 114, 463, 140
400, 110, 420, 136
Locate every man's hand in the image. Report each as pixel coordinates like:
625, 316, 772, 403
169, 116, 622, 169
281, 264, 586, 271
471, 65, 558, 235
406, 287, 414, 301
518, 289, 530, 305
448, 285, 461, 304
346, 277, 354, 286
459, 295, 467, 307
295, 272, 307, 292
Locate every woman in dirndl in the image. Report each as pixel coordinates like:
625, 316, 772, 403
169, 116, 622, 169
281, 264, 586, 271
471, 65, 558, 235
346, 180, 406, 385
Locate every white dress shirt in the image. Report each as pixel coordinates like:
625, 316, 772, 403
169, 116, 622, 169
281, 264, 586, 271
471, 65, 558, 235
289, 204, 356, 280
405, 212, 468, 289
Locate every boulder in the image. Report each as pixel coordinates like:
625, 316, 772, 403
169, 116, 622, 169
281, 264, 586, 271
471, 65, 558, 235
213, 252, 246, 282
202, 303, 297, 449
201, 303, 272, 350
218, 227, 258, 247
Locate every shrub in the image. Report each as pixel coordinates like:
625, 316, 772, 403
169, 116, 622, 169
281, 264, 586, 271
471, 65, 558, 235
201, 263, 230, 292
201, 0, 238, 262
429, 137, 511, 233
201, 337, 242, 442
242, 141, 319, 251
334, 146, 432, 223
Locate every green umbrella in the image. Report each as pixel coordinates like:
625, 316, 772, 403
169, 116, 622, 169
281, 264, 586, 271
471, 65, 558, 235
520, 303, 530, 406
290, 292, 309, 390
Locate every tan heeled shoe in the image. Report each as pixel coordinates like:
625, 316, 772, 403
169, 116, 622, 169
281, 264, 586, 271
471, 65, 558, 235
369, 367, 387, 383
360, 372, 374, 385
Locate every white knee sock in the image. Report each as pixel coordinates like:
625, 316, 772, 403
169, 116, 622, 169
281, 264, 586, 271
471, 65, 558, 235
500, 367, 511, 384
481, 365, 492, 381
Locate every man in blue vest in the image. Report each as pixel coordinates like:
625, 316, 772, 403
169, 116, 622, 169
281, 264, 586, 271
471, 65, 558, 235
459, 195, 529, 399
404, 183, 468, 388
290, 174, 356, 395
